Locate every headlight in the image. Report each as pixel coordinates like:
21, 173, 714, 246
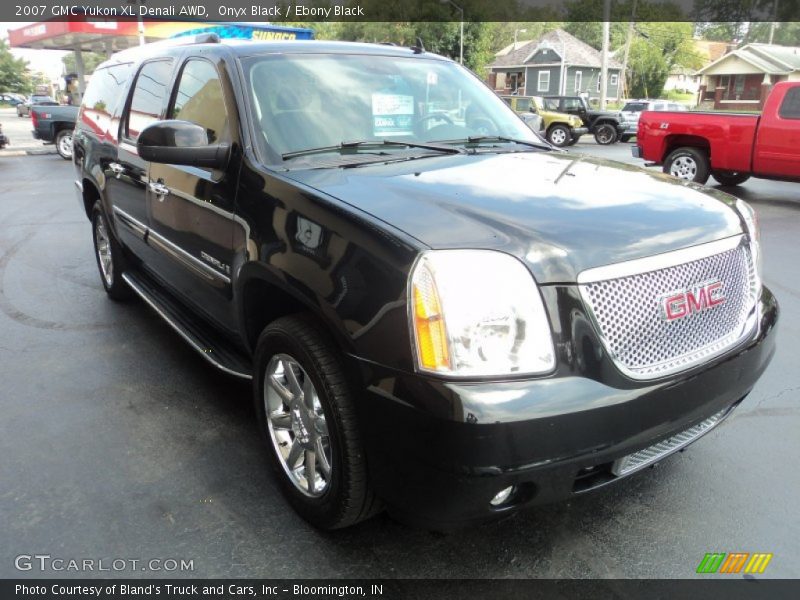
735, 198, 762, 292
409, 250, 555, 377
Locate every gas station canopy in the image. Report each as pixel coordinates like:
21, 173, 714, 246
8, 20, 147, 53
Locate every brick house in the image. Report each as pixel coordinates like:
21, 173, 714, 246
697, 43, 800, 110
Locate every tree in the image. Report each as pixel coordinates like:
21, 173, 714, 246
62, 52, 106, 76
0, 39, 32, 93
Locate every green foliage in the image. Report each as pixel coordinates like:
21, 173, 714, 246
627, 36, 669, 98
62, 52, 106, 76
0, 39, 32, 94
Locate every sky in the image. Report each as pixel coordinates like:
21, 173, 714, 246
2, 22, 76, 80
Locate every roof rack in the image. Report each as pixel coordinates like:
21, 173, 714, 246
112, 32, 220, 60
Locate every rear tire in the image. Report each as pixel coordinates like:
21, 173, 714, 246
55, 129, 73, 160
547, 124, 570, 147
594, 123, 618, 145
664, 146, 710, 184
712, 171, 750, 186
254, 314, 380, 530
91, 202, 132, 301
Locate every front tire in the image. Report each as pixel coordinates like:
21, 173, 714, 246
712, 170, 750, 186
91, 202, 132, 301
55, 129, 73, 160
547, 124, 570, 147
594, 123, 618, 145
664, 146, 710, 184
254, 315, 379, 530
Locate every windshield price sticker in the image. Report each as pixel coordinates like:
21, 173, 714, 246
372, 93, 414, 137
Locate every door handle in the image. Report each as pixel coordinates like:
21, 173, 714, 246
148, 181, 170, 197
109, 162, 124, 178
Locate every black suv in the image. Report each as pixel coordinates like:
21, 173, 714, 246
73, 36, 777, 531
543, 95, 626, 144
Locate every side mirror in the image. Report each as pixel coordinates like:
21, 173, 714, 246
137, 120, 229, 169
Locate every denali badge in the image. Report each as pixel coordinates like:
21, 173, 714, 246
660, 280, 725, 322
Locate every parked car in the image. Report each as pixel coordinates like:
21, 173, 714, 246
1, 93, 26, 107
31, 104, 79, 159
74, 37, 777, 531
543, 95, 626, 144
500, 95, 587, 147
618, 100, 688, 142
17, 95, 58, 117
634, 81, 800, 186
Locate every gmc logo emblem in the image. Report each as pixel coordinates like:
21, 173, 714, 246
660, 280, 725, 322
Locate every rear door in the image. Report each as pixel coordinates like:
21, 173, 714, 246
106, 59, 174, 258
145, 55, 240, 331
753, 86, 800, 178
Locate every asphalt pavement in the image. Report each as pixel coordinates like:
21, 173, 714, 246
0, 147, 798, 579
0, 107, 56, 156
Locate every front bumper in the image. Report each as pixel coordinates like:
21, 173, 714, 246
357, 286, 778, 529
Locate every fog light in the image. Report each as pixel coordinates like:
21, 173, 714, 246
490, 485, 514, 507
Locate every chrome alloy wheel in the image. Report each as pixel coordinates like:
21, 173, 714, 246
264, 354, 331, 497
58, 131, 73, 157
669, 156, 697, 180
550, 128, 567, 145
94, 217, 114, 287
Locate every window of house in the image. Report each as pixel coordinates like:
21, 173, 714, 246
538, 71, 550, 92
610, 74, 618, 86
124, 60, 173, 142
596, 75, 601, 92
169, 59, 229, 144
779, 87, 800, 119
574, 71, 582, 92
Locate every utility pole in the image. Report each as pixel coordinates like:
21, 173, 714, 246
620, 0, 638, 101
768, 0, 779, 44
600, 0, 611, 109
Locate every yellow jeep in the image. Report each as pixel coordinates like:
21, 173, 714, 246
500, 95, 588, 147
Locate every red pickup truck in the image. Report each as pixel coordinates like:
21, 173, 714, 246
634, 81, 800, 186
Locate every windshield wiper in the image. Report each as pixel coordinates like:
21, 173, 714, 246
459, 136, 552, 151
282, 139, 464, 160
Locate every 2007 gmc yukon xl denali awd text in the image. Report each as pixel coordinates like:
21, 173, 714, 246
73, 36, 778, 531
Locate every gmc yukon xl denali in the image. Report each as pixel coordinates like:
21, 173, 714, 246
73, 36, 778, 530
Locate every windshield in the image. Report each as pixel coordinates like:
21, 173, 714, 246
242, 53, 538, 162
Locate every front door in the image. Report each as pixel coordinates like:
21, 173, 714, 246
145, 56, 240, 332
753, 86, 800, 179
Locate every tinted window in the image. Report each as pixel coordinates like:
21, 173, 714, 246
81, 64, 132, 116
563, 97, 583, 111
515, 97, 531, 112
543, 98, 559, 111
125, 60, 173, 141
170, 60, 229, 143
779, 87, 800, 119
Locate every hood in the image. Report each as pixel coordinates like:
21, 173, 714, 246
284, 151, 743, 284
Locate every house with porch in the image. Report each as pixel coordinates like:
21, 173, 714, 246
487, 29, 622, 101
696, 43, 800, 110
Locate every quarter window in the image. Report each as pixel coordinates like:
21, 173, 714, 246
538, 71, 550, 92
170, 59, 229, 144
778, 87, 800, 119
80, 63, 132, 117
125, 60, 173, 142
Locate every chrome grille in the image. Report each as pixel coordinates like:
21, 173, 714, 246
579, 236, 758, 380
611, 407, 730, 477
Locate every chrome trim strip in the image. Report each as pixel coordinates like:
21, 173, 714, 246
122, 273, 251, 380
111, 206, 147, 239
74, 179, 83, 192
611, 405, 734, 477
577, 235, 744, 284
146, 229, 231, 285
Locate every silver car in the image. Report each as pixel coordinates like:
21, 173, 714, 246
619, 100, 688, 142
